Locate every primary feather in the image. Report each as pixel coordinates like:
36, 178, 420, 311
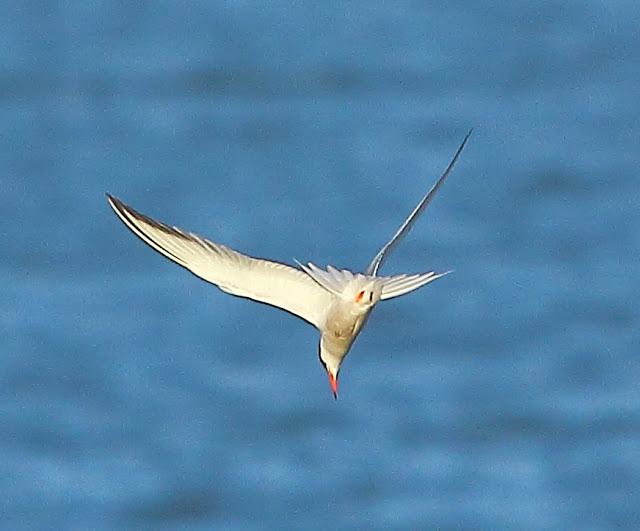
366, 129, 473, 276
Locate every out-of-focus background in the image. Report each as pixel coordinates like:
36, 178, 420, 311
2, 2, 639, 529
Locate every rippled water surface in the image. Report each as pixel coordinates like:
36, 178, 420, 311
2, 2, 639, 529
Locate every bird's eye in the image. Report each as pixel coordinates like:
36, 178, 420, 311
369, 291, 373, 302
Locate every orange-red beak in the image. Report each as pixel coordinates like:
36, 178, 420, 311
327, 371, 338, 400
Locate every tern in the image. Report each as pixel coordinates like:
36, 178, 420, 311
107, 130, 471, 399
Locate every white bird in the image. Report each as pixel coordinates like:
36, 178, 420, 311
107, 130, 471, 399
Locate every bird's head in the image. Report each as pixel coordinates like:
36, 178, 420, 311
343, 277, 382, 314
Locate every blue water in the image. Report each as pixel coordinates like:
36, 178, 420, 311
2, 2, 639, 529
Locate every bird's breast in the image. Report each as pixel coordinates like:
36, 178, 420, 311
321, 303, 370, 354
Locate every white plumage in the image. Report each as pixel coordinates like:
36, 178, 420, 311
107, 130, 471, 398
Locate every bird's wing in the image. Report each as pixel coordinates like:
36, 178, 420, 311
366, 129, 472, 276
379, 271, 451, 300
295, 262, 356, 296
107, 194, 334, 329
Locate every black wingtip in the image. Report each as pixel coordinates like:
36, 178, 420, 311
105, 193, 128, 213
458, 128, 474, 151
105, 192, 118, 206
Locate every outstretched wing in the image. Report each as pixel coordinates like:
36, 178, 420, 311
379, 271, 451, 300
106, 194, 334, 329
366, 129, 472, 276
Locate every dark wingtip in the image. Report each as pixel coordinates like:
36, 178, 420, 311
105, 192, 118, 206
460, 128, 474, 149
105, 193, 128, 213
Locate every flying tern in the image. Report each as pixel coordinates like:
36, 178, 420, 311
107, 130, 471, 399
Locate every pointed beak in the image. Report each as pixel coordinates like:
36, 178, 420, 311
327, 371, 339, 400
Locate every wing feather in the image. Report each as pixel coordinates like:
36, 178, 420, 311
107, 194, 334, 329
379, 271, 450, 300
366, 130, 472, 276
296, 262, 357, 296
